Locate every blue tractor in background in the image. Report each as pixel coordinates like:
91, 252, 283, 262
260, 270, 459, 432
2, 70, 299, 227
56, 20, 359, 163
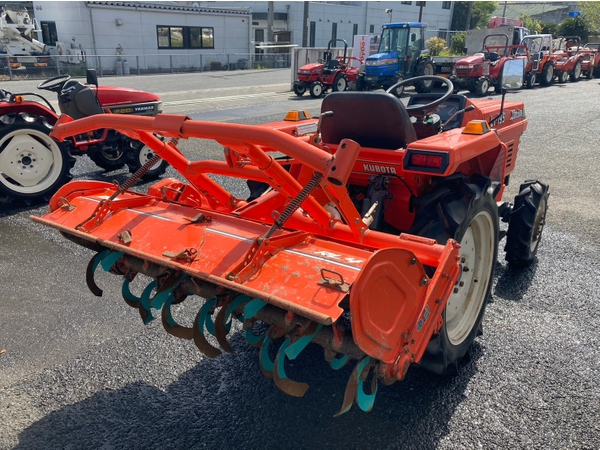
359, 22, 435, 96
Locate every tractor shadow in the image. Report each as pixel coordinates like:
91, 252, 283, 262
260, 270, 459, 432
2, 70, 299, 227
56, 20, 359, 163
493, 258, 539, 302
15, 332, 484, 450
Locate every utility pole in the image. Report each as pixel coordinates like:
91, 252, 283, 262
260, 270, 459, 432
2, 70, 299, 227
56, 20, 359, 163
267, 1, 274, 44
302, 1, 309, 47
418, 2, 424, 22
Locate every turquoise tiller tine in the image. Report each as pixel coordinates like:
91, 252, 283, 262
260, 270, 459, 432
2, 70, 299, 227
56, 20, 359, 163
259, 335, 275, 376
243, 299, 267, 320
150, 284, 175, 310
284, 324, 323, 360
274, 338, 292, 379
121, 278, 141, 307
86, 249, 111, 296
244, 299, 268, 346
224, 294, 251, 323
329, 353, 350, 370
198, 298, 217, 334
356, 357, 377, 412
139, 280, 158, 324
100, 251, 124, 272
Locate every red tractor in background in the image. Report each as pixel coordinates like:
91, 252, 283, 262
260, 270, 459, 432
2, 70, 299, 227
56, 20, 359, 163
0, 70, 168, 205
452, 34, 526, 96
293, 39, 362, 98
583, 42, 600, 77
552, 36, 587, 83
517, 34, 556, 88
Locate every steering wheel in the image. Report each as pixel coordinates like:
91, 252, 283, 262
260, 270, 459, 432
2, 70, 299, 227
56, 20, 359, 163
37, 75, 72, 92
386, 75, 455, 118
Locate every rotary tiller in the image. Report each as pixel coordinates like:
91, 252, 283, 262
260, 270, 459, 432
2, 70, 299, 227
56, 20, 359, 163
32, 75, 548, 415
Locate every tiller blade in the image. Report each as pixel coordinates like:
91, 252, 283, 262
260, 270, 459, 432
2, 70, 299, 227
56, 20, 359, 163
33, 113, 462, 415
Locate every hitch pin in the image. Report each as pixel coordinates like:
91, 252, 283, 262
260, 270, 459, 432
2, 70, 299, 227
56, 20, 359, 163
361, 202, 378, 227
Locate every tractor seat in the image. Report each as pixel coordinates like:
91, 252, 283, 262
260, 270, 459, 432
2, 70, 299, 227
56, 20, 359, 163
485, 52, 499, 62
57, 80, 103, 120
322, 59, 340, 74
320, 92, 417, 150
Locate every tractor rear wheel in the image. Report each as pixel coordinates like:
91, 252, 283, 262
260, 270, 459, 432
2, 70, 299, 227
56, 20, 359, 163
505, 181, 549, 267
88, 148, 128, 171
309, 81, 324, 98
540, 64, 554, 86
570, 61, 582, 82
475, 78, 490, 96
410, 175, 499, 375
415, 61, 435, 93
127, 140, 169, 181
293, 83, 307, 96
0, 113, 75, 205
333, 74, 348, 92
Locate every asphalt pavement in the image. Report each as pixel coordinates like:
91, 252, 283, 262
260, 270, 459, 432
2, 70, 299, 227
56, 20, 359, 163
0, 69, 599, 449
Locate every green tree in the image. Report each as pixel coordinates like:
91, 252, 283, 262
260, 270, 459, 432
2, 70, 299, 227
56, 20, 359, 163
541, 22, 559, 37
559, 17, 590, 42
451, 2, 499, 31
579, 1, 600, 37
450, 32, 466, 54
520, 14, 542, 34
426, 37, 447, 56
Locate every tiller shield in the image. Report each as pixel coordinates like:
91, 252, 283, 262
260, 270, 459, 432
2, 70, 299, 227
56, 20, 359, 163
33, 113, 461, 415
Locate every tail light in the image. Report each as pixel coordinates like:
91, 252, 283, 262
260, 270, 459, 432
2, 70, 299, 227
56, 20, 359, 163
404, 150, 449, 174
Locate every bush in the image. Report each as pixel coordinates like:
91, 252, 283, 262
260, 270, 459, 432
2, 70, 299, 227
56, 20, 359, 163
426, 37, 447, 56
451, 32, 466, 55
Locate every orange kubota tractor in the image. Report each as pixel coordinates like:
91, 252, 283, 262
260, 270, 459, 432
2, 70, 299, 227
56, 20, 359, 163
33, 64, 549, 416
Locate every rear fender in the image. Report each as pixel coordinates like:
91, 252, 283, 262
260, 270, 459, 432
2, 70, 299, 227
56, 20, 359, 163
0, 101, 59, 123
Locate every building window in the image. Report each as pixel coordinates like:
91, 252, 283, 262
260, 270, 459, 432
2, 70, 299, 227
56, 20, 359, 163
442, 1, 451, 9
416, 1, 426, 6
310, 22, 316, 47
401, 1, 412, 4
255, 29, 264, 43
156, 26, 214, 49
331, 22, 337, 42
40, 21, 58, 46
353, 23, 358, 39
369, 24, 374, 33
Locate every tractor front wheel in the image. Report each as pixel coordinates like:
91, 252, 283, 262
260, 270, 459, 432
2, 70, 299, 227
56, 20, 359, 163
293, 83, 307, 96
571, 61, 582, 82
411, 176, 499, 375
415, 61, 435, 93
0, 113, 75, 204
309, 81, 324, 98
540, 64, 554, 86
558, 71, 569, 83
88, 148, 128, 171
127, 140, 169, 181
526, 73, 536, 89
333, 74, 348, 92
505, 181, 549, 267
475, 78, 490, 96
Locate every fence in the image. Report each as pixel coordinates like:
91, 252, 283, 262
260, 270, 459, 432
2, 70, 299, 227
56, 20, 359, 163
0, 51, 293, 81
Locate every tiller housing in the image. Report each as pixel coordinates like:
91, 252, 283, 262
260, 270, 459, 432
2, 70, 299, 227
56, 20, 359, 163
33, 78, 548, 415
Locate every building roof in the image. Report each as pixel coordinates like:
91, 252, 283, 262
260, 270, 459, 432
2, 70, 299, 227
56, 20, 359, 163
85, 1, 250, 15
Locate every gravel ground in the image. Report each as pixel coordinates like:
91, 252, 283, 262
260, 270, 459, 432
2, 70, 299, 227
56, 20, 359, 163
0, 71, 599, 449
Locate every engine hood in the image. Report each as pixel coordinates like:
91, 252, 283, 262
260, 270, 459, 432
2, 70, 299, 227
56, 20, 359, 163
297, 62, 323, 72
96, 86, 161, 107
366, 52, 398, 63
456, 54, 485, 66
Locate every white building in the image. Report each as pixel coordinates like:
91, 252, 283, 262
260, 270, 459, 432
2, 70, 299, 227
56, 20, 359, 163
27, 1, 454, 73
